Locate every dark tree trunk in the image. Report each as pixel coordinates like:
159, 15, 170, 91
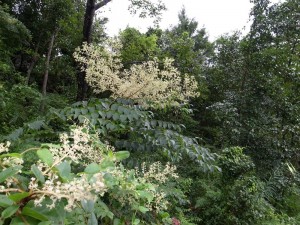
42, 30, 57, 96
26, 41, 40, 85
76, 0, 112, 101
76, 0, 96, 101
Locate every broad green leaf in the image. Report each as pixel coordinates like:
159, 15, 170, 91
22, 206, 48, 221
81, 200, 95, 213
113, 218, 121, 225
84, 163, 101, 174
96, 200, 114, 219
0, 195, 14, 207
9, 217, 26, 225
106, 111, 113, 119
0, 166, 22, 183
159, 211, 170, 219
1, 205, 19, 218
132, 218, 140, 225
31, 165, 45, 183
87, 212, 97, 225
8, 192, 30, 202
115, 151, 130, 161
112, 113, 119, 121
138, 206, 149, 214
36, 149, 53, 166
100, 159, 115, 170
137, 190, 153, 202
56, 161, 71, 181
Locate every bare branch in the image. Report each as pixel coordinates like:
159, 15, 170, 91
95, 0, 112, 11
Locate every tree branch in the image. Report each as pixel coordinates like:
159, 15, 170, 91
95, 0, 112, 11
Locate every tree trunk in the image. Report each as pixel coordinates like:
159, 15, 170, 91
76, 0, 112, 101
42, 30, 57, 96
76, 0, 96, 101
26, 41, 40, 85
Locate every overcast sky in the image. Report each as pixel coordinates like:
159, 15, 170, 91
100, 0, 282, 40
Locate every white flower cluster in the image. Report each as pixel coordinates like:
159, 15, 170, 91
51, 126, 103, 164
141, 162, 179, 183
0, 141, 23, 170
74, 40, 199, 106
0, 141, 10, 154
29, 173, 105, 211
109, 162, 178, 212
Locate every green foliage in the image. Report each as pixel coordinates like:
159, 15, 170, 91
0, 5, 30, 74
0, 126, 184, 224
120, 27, 159, 67
55, 98, 219, 172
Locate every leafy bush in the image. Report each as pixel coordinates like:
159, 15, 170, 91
0, 125, 185, 224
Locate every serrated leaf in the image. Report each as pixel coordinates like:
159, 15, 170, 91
37, 149, 53, 166
8, 192, 30, 202
0, 166, 22, 183
0, 195, 14, 207
1, 205, 19, 218
31, 165, 45, 183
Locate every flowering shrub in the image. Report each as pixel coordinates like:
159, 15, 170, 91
74, 39, 199, 106
0, 125, 180, 224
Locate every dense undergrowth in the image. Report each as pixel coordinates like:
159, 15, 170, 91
1, 0, 300, 224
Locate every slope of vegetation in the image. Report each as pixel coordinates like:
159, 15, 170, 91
0, 0, 299, 224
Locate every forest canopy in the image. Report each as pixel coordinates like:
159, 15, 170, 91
0, 0, 299, 224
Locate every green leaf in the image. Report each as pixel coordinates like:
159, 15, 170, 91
0, 153, 22, 159
81, 200, 95, 213
100, 159, 115, 170
8, 192, 30, 202
38, 222, 51, 225
137, 190, 153, 202
56, 161, 71, 181
87, 212, 97, 225
84, 163, 101, 174
138, 206, 149, 214
0, 166, 22, 183
31, 165, 45, 183
0, 195, 14, 207
36, 149, 53, 166
1, 205, 19, 218
160, 211, 170, 219
115, 151, 130, 161
113, 218, 121, 225
132, 218, 140, 225
22, 206, 48, 221
96, 200, 114, 220
27, 120, 45, 130
9, 217, 26, 225
112, 113, 119, 121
